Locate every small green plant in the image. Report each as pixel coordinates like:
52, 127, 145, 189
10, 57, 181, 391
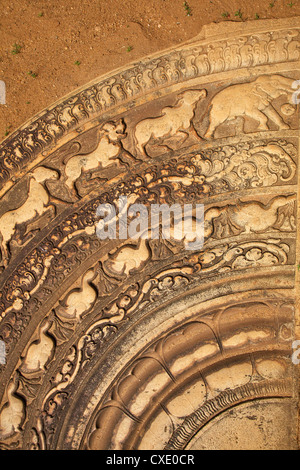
74, 60, 81, 65
183, 1, 192, 16
126, 46, 133, 52
221, 12, 230, 18
11, 43, 21, 54
269, 2, 275, 7
27, 71, 38, 78
255, 13, 260, 19
38, 12, 44, 17
235, 9, 243, 18
287, 1, 295, 6
4, 125, 12, 137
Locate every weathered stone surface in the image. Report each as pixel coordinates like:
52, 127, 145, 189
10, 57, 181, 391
0, 17, 299, 450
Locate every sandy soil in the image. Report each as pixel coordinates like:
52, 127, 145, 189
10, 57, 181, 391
0, 0, 299, 141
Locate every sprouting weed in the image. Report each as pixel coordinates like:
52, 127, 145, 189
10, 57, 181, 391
183, 1, 192, 16
11, 43, 21, 54
4, 125, 12, 137
27, 71, 38, 78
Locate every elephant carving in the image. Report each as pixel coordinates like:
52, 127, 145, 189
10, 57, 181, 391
204, 74, 296, 139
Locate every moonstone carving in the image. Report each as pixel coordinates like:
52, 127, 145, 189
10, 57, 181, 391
0, 17, 299, 450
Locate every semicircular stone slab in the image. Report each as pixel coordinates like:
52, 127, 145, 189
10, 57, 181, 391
0, 17, 299, 450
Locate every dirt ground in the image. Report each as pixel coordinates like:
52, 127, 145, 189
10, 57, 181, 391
0, 0, 299, 141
